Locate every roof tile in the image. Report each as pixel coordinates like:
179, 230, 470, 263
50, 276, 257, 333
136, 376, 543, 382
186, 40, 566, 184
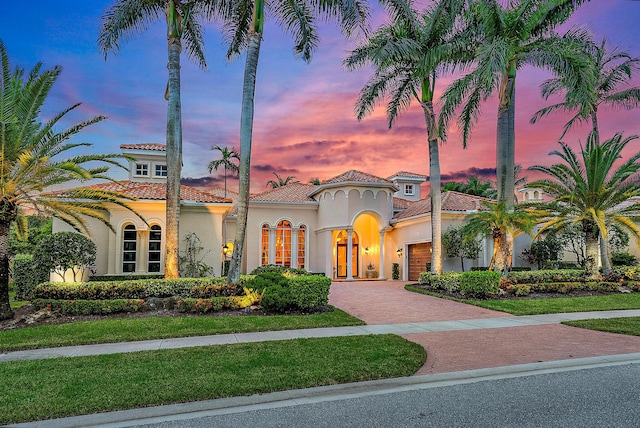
323, 170, 393, 184
120, 143, 166, 151
251, 183, 317, 203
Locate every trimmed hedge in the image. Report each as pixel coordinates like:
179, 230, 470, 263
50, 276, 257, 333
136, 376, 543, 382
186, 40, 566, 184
505, 269, 584, 285
32, 276, 253, 300
460, 271, 500, 298
89, 274, 164, 282
289, 275, 331, 309
176, 297, 242, 313
12, 253, 49, 300
33, 299, 145, 315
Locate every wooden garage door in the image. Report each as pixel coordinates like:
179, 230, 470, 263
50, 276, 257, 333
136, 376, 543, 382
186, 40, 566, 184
408, 243, 432, 281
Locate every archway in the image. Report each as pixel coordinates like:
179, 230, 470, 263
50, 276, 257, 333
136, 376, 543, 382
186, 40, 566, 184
336, 230, 358, 278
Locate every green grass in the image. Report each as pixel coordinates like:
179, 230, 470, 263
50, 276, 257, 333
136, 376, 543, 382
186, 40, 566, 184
406, 284, 640, 315
0, 308, 364, 352
0, 334, 425, 425
564, 317, 640, 336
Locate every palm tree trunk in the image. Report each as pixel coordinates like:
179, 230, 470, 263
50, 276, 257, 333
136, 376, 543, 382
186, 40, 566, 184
583, 221, 601, 280
590, 109, 612, 274
423, 96, 442, 275
496, 69, 516, 207
164, 27, 183, 279
227, 31, 262, 284
0, 219, 14, 320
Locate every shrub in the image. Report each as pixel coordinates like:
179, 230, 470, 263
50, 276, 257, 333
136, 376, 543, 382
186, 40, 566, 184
33, 298, 145, 315
429, 272, 462, 292
392, 263, 400, 280
176, 297, 241, 313
506, 269, 584, 285
11, 253, 49, 299
244, 271, 289, 292
289, 276, 330, 309
510, 266, 532, 272
261, 285, 293, 313
470, 266, 489, 271
418, 272, 431, 285
459, 271, 500, 298
611, 252, 638, 267
616, 267, 640, 281
89, 274, 164, 282
250, 264, 308, 276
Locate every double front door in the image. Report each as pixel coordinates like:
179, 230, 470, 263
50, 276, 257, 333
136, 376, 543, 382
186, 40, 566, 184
336, 244, 358, 278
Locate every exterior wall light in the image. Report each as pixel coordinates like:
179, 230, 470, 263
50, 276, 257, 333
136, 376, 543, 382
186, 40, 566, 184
222, 241, 234, 257
396, 248, 403, 258
364, 247, 369, 254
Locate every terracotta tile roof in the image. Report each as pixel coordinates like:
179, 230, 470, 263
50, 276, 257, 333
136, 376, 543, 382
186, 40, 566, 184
323, 170, 393, 185
393, 191, 492, 220
120, 143, 166, 151
387, 171, 428, 180
54, 181, 232, 204
251, 183, 318, 203
201, 187, 238, 203
393, 197, 415, 210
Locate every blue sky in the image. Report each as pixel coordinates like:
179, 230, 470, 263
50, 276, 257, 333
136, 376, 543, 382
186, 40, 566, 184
3, 0, 640, 191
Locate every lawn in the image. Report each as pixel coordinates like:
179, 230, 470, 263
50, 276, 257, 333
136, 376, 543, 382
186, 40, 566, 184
564, 317, 640, 336
0, 334, 425, 425
0, 307, 364, 352
405, 285, 640, 315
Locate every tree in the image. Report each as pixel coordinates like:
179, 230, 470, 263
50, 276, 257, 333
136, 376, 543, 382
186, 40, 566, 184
443, 176, 495, 198
531, 37, 640, 273
34, 232, 97, 282
266, 173, 300, 189
9, 216, 52, 256
439, 0, 589, 206
344, 0, 469, 275
527, 132, 640, 279
0, 40, 137, 319
309, 178, 321, 185
208, 145, 239, 198
522, 232, 563, 269
222, 0, 368, 283
99, 0, 226, 279
442, 226, 482, 271
461, 201, 534, 274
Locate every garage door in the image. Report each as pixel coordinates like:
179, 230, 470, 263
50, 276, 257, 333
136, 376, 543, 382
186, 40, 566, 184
408, 243, 432, 281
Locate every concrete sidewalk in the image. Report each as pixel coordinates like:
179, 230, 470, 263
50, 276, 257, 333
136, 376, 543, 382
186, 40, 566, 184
3, 309, 640, 363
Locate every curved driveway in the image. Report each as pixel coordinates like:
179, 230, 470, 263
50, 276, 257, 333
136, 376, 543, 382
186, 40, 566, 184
329, 280, 640, 374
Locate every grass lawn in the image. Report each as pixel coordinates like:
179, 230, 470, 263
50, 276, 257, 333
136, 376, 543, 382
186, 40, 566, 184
0, 307, 364, 352
564, 317, 640, 336
405, 285, 640, 315
0, 334, 425, 425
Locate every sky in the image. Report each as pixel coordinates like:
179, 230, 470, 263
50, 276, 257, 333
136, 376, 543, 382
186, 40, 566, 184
3, 1, 640, 193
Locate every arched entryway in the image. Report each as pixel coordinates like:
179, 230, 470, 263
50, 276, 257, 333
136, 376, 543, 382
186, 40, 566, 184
332, 211, 386, 280
336, 230, 358, 278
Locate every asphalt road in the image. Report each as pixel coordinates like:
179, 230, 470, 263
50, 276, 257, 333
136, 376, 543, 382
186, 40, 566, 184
135, 363, 640, 428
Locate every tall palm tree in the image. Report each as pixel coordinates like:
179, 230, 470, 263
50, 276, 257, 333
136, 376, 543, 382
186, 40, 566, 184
343, 0, 469, 275
0, 40, 138, 319
266, 172, 300, 189
99, 0, 227, 279
439, 0, 590, 206
527, 132, 640, 280
222, 0, 369, 283
530, 37, 640, 273
208, 145, 239, 197
461, 201, 534, 274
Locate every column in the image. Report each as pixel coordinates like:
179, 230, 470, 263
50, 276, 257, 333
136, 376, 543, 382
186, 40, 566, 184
269, 227, 276, 265
378, 231, 385, 279
291, 228, 299, 269
347, 229, 354, 281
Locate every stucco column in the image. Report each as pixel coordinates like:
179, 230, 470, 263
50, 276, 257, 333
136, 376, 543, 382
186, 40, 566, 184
291, 228, 299, 269
378, 231, 385, 279
347, 229, 354, 281
137, 229, 149, 273
269, 227, 276, 265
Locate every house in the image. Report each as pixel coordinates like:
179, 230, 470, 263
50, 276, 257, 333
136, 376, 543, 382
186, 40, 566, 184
52, 144, 540, 281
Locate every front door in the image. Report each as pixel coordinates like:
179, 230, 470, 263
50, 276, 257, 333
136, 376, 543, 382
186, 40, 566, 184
336, 244, 359, 278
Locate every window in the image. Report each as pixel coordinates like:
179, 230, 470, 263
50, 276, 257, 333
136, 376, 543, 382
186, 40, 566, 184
134, 162, 149, 177
297, 225, 306, 269
123, 225, 137, 273
261, 225, 269, 265
154, 163, 167, 177
275, 220, 292, 267
404, 184, 414, 195
148, 225, 162, 272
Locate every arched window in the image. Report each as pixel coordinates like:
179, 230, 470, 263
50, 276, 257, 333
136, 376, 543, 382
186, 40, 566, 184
148, 225, 162, 272
261, 224, 269, 266
123, 224, 137, 273
275, 220, 292, 267
524, 192, 529, 201
534, 191, 540, 200
297, 225, 306, 269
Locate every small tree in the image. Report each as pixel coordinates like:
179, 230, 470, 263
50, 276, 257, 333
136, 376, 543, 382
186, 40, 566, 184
442, 226, 482, 272
9, 216, 52, 256
34, 232, 97, 282
523, 232, 563, 269
557, 224, 586, 268
179, 232, 213, 278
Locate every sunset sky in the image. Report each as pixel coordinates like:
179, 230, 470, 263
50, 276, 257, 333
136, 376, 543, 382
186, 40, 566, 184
3, 1, 640, 193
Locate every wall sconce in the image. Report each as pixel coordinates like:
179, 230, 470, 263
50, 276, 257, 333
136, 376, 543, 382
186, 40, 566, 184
396, 248, 403, 258
222, 241, 234, 257
364, 247, 369, 255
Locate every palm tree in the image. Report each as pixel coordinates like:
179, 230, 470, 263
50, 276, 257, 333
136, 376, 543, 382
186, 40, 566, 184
527, 132, 640, 280
208, 145, 239, 197
99, 0, 227, 279
343, 0, 469, 275
222, 0, 368, 283
530, 37, 640, 273
439, 0, 590, 206
0, 41, 138, 319
461, 201, 534, 274
266, 173, 300, 189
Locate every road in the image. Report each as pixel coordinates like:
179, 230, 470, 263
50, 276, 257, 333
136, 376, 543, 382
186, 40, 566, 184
132, 363, 640, 428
